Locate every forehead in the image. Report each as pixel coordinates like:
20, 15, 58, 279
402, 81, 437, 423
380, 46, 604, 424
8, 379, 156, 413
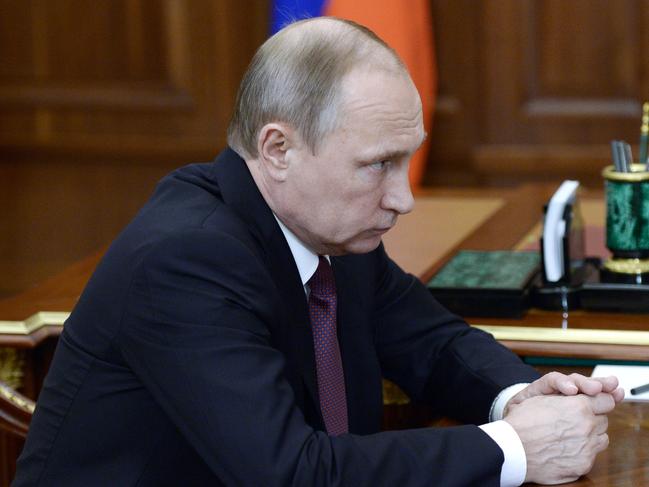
332, 68, 425, 157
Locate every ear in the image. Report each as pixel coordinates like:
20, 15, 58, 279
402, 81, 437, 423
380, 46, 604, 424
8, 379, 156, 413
257, 123, 294, 182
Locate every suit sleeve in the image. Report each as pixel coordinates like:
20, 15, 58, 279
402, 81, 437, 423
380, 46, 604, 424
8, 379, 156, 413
118, 229, 507, 486
373, 244, 541, 425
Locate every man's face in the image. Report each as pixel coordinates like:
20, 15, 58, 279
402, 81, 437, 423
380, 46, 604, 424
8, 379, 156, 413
279, 68, 425, 256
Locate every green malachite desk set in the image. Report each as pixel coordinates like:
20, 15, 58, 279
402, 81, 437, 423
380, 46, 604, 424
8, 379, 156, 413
428, 164, 649, 317
601, 164, 649, 278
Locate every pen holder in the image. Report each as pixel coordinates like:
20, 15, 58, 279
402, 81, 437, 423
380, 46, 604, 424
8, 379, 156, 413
602, 164, 649, 281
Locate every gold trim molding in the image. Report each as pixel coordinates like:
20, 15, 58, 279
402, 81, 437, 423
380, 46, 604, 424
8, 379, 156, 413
0, 381, 35, 414
0, 311, 69, 335
474, 324, 649, 346
1, 312, 647, 348
0, 348, 25, 389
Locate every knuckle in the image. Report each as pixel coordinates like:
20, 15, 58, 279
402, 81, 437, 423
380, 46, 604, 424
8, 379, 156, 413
575, 462, 589, 476
606, 394, 615, 408
584, 459, 595, 475
575, 395, 591, 413
601, 433, 610, 450
578, 455, 597, 476
578, 418, 594, 436
598, 394, 614, 412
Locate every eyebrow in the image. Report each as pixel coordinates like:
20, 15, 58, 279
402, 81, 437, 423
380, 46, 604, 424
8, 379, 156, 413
370, 149, 410, 162
361, 132, 429, 163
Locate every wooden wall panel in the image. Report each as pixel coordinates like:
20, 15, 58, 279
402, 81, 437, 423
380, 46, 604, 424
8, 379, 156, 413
535, 0, 637, 99
0, 0, 270, 159
427, 0, 649, 186
0, 0, 270, 298
3, 0, 649, 293
480, 0, 640, 144
0, 159, 178, 296
425, 0, 481, 185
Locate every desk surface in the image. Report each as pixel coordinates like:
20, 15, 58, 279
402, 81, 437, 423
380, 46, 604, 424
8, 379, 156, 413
588, 401, 649, 486
1, 182, 648, 485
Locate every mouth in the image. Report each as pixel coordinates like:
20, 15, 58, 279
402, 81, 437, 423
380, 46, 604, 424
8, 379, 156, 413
375, 218, 397, 233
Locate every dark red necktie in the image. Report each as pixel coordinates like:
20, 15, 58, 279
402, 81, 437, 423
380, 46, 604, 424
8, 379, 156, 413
308, 256, 348, 436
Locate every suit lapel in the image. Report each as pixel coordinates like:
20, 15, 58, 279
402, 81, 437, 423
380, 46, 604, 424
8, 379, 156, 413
212, 149, 322, 426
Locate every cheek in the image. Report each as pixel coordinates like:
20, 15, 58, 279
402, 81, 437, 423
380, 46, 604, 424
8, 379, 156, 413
307, 178, 385, 233
336, 196, 382, 229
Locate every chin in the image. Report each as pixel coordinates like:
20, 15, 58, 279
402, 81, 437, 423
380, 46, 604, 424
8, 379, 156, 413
339, 236, 383, 255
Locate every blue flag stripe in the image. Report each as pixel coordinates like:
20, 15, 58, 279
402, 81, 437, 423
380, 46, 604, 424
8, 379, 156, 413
271, 0, 327, 33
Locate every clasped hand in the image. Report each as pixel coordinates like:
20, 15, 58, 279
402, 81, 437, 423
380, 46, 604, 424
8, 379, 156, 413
503, 372, 624, 485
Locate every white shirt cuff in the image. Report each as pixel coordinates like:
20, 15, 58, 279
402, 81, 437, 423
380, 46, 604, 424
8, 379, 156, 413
479, 420, 527, 487
489, 383, 529, 421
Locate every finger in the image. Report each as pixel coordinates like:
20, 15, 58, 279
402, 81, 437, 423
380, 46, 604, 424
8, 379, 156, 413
508, 374, 559, 405
566, 374, 604, 396
510, 372, 610, 405
611, 387, 625, 403
588, 393, 616, 414
535, 371, 573, 395
591, 375, 619, 393
540, 372, 605, 397
555, 377, 579, 395
593, 415, 608, 435
595, 433, 609, 453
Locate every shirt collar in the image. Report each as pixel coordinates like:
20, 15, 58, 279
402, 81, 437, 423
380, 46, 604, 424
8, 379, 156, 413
274, 215, 321, 285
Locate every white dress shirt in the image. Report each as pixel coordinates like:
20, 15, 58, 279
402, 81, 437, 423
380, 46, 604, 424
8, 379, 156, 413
274, 216, 528, 487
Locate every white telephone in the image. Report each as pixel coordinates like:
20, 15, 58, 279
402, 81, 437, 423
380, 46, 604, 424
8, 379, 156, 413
542, 180, 580, 282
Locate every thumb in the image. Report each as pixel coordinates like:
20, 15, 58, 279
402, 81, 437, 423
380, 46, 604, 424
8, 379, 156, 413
588, 393, 616, 415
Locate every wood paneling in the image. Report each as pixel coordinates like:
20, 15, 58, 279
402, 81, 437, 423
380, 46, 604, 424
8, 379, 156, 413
2, 1, 648, 290
427, 0, 649, 186
0, 0, 269, 157
0, 159, 179, 296
0, 0, 269, 297
426, 0, 481, 185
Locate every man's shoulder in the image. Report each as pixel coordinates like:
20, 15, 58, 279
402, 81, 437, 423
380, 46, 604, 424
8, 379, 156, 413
118, 151, 261, 256
88, 152, 267, 299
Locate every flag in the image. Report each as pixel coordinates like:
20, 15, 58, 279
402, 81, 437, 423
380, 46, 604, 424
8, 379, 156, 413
272, 0, 437, 189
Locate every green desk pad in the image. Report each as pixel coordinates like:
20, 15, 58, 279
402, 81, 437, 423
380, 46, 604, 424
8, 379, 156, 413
428, 250, 540, 290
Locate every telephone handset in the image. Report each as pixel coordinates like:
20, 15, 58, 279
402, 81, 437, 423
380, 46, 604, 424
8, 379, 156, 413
542, 180, 580, 283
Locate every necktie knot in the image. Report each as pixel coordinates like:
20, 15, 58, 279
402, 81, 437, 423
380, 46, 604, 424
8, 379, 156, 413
309, 256, 336, 298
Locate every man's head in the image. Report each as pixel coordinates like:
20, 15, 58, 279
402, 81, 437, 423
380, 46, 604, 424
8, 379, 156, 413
229, 17, 425, 256
227, 17, 407, 159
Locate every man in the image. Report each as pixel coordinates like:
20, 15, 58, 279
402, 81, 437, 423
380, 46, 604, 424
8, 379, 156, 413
14, 18, 622, 486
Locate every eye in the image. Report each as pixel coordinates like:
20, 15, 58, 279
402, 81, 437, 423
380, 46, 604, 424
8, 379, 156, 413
369, 160, 390, 171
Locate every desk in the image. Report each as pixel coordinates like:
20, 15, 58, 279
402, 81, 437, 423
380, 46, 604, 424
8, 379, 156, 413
384, 183, 649, 485
1, 183, 648, 485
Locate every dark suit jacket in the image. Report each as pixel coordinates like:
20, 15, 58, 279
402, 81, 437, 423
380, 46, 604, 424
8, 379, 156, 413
13, 148, 540, 486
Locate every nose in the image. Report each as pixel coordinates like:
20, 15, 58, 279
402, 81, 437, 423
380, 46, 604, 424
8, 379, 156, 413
381, 168, 414, 215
